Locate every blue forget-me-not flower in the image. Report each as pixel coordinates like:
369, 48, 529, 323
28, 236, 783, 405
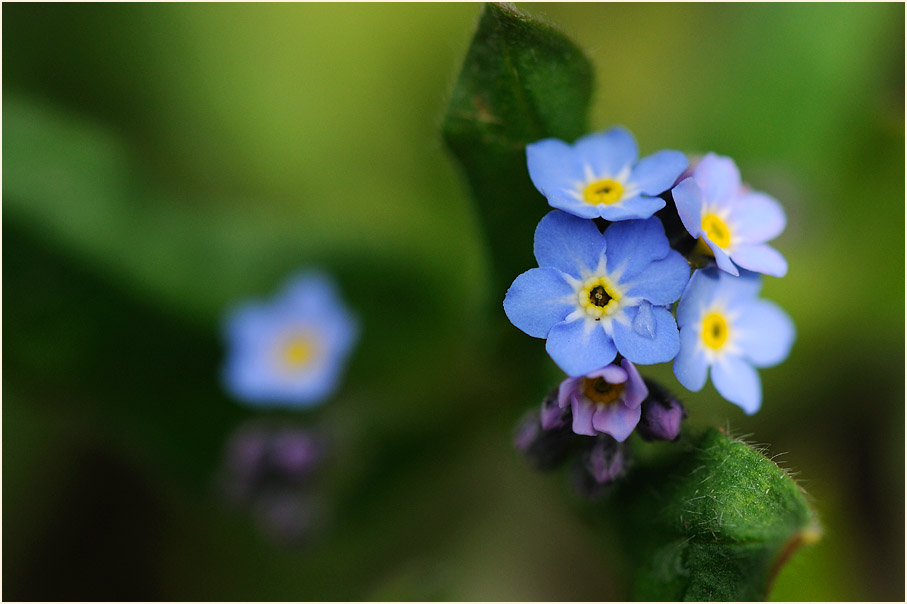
504, 210, 690, 376
223, 272, 359, 407
672, 153, 788, 277
526, 126, 688, 221
673, 267, 794, 414
556, 359, 648, 441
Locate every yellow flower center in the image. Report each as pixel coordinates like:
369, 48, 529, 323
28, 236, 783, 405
583, 179, 624, 205
279, 334, 317, 370
701, 212, 732, 249
578, 276, 622, 320
582, 376, 625, 405
701, 312, 730, 350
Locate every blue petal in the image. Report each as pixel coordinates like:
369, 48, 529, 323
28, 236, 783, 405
280, 272, 343, 315
526, 138, 585, 199
546, 319, 618, 377
708, 239, 739, 276
597, 195, 665, 221
711, 355, 762, 414
503, 267, 575, 338
603, 217, 670, 282
623, 249, 690, 305
632, 301, 656, 338
629, 150, 689, 196
734, 300, 795, 368
693, 153, 741, 205
546, 195, 604, 219
533, 210, 607, 278
673, 325, 709, 391
716, 268, 762, 304
274, 273, 360, 356
574, 127, 638, 178
612, 305, 679, 364
224, 303, 279, 346
676, 268, 719, 328
728, 192, 786, 243
731, 244, 788, 277
223, 350, 278, 405
671, 177, 703, 238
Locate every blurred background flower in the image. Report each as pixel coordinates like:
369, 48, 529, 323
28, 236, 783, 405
222, 271, 358, 407
4, 3, 903, 600
218, 421, 328, 547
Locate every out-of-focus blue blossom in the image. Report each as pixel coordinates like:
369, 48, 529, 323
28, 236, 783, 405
527, 126, 688, 221
556, 360, 648, 441
672, 153, 788, 277
223, 272, 358, 407
503, 210, 690, 376
673, 268, 795, 414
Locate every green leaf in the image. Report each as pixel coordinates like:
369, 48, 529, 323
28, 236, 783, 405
442, 2, 593, 294
608, 427, 820, 601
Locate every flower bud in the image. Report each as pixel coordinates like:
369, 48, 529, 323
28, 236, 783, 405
636, 379, 687, 442
269, 429, 325, 481
539, 388, 570, 431
514, 392, 580, 471
572, 435, 628, 499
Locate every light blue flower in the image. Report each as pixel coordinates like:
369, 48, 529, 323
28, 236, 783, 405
504, 210, 690, 376
526, 126, 688, 221
223, 272, 359, 407
673, 268, 795, 414
672, 153, 788, 277
556, 360, 648, 441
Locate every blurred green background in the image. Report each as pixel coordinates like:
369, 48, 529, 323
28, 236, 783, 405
3, 3, 903, 600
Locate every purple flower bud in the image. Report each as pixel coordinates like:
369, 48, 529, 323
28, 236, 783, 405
269, 429, 324, 480
514, 399, 581, 472
223, 425, 270, 504
585, 435, 628, 484
636, 380, 688, 442
539, 389, 570, 431
514, 411, 543, 453
220, 421, 329, 511
572, 435, 629, 499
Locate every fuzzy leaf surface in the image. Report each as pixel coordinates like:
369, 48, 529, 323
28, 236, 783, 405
608, 427, 819, 601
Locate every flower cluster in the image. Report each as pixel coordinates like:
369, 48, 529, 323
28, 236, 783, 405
219, 271, 358, 542
508, 127, 794, 492
219, 422, 328, 546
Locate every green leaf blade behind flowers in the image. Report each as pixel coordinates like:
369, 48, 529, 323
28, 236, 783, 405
442, 2, 594, 295
610, 427, 820, 601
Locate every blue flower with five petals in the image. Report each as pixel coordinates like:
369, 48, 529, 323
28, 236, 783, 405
504, 210, 690, 376
526, 126, 688, 221
223, 272, 359, 407
673, 267, 795, 414
671, 153, 788, 277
